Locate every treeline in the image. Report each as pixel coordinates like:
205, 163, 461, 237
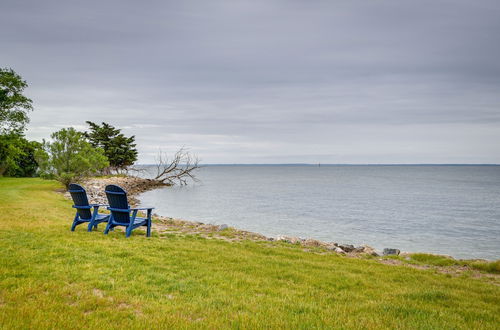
1, 67, 200, 189
36, 122, 138, 188
0, 68, 38, 177
1, 68, 137, 187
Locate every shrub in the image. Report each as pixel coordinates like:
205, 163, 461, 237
0, 133, 41, 177
35, 127, 109, 188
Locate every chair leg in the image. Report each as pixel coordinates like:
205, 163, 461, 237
126, 226, 133, 238
70, 213, 79, 231
70, 221, 78, 231
104, 222, 112, 235
147, 219, 151, 237
87, 221, 95, 232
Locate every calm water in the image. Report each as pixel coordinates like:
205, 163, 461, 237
138, 165, 500, 260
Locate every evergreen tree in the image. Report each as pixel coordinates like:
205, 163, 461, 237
85, 121, 138, 172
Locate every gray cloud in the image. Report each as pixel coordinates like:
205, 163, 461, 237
1, 0, 499, 163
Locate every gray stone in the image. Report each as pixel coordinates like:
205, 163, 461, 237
339, 244, 355, 252
303, 239, 324, 247
275, 235, 302, 244
325, 244, 337, 251
275, 235, 289, 242
353, 246, 366, 253
383, 248, 401, 256
361, 245, 379, 256
217, 224, 229, 231
334, 247, 346, 254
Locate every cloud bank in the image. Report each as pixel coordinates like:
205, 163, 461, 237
1, 0, 499, 163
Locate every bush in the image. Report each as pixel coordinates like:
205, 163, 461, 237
0, 133, 41, 177
35, 127, 109, 188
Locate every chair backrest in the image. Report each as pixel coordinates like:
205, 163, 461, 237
68, 183, 92, 220
105, 184, 131, 224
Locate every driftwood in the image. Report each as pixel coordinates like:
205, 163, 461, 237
153, 148, 201, 185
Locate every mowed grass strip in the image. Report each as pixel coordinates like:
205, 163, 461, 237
0, 178, 499, 329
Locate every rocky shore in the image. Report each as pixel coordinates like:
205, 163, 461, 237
65, 176, 168, 206
66, 175, 387, 256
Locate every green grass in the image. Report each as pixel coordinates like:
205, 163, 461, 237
401, 254, 500, 274
0, 178, 499, 329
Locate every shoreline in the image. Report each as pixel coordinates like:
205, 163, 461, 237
70, 176, 499, 265
70, 176, 381, 256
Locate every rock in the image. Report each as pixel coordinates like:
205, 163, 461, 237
353, 246, 366, 253
275, 235, 302, 244
339, 244, 355, 252
334, 247, 346, 254
325, 244, 337, 251
275, 235, 288, 242
303, 239, 324, 247
217, 224, 228, 231
361, 245, 379, 256
383, 248, 400, 256
399, 252, 410, 258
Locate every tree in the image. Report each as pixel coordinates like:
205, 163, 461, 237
35, 127, 109, 189
0, 68, 33, 134
0, 134, 41, 177
85, 121, 138, 173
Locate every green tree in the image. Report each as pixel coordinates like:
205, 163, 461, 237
0, 134, 41, 177
0, 68, 33, 134
85, 121, 138, 172
35, 127, 109, 189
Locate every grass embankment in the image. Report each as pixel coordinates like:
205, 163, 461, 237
397, 253, 500, 274
0, 178, 499, 329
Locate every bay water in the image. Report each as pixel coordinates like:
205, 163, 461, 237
137, 165, 500, 260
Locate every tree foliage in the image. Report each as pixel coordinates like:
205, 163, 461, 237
0, 134, 41, 177
35, 127, 109, 188
0, 68, 33, 134
85, 121, 138, 172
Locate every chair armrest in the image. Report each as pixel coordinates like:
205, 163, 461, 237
130, 207, 155, 211
72, 205, 91, 209
90, 204, 108, 207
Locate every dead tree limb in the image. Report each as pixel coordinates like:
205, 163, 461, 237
153, 148, 201, 185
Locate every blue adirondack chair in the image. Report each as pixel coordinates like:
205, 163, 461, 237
103, 184, 154, 237
68, 183, 110, 232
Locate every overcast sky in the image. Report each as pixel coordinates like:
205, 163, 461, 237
1, 0, 499, 164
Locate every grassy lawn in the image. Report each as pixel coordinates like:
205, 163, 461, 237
0, 178, 499, 329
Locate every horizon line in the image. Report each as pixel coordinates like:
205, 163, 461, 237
134, 163, 500, 166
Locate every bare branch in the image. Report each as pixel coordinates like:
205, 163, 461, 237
126, 165, 148, 178
153, 147, 201, 185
